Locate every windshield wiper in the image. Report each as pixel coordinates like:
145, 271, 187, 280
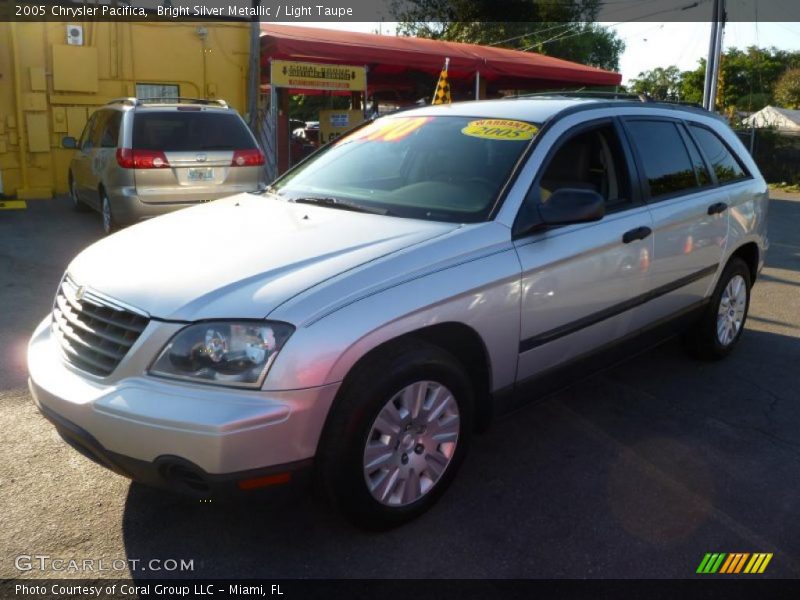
291, 196, 390, 215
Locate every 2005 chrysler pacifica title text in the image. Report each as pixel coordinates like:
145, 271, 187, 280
29, 97, 767, 528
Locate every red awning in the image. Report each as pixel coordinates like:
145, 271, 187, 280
260, 24, 621, 91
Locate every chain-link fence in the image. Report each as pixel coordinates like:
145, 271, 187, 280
734, 128, 800, 185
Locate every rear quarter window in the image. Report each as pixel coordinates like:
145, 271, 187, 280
133, 111, 256, 151
688, 124, 748, 184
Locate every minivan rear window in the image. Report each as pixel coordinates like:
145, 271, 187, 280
133, 111, 256, 151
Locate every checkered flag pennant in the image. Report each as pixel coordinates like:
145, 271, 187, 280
432, 58, 451, 105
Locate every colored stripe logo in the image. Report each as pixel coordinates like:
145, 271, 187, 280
697, 553, 773, 574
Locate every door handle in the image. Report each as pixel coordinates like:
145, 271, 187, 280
622, 226, 652, 244
708, 202, 728, 215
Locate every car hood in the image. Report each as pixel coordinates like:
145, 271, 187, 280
67, 194, 457, 320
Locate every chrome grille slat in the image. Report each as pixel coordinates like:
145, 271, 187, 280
53, 310, 127, 361
52, 277, 149, 376
55, 295, 137, 347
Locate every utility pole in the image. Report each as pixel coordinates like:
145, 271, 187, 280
246, 0, 261, 130
703, 0, 726, 111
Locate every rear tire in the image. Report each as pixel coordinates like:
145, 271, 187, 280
683, 257, 751, 360
316, 340, 473, 530
101, 192, 118, 235
69, 176, 89, 212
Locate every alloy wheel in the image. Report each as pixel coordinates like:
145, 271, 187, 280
362, 380, 460, 507
716, 274, 747, 346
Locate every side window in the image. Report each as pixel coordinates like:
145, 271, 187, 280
625, 120, 699, 199
78, 114, 96, 150
688, 125, 748, 184
536, 123, 632, 211
99, 112, 122, 148
681, 125, 712, 187
89, 110, 109, 148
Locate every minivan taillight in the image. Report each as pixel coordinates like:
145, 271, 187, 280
231, 149, 265, 167
116, 148, 171, 169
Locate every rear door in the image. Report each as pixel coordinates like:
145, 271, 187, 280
620, 117, 728, 327
514, 118, 655, 385
131, 109, 264, 203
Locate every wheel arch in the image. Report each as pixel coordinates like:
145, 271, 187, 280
326, 322, 495, 435
728, 241, 759, 284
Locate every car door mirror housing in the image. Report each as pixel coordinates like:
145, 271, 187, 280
538, 188, 605, 227
62, 136, 77, 149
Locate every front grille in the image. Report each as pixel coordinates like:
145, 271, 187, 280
52, 277, 149, 377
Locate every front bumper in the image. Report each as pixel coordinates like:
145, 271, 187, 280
28, 317, 340, 495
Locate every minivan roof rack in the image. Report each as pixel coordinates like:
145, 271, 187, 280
137, 97, 229, 108
106, 97, 229, 108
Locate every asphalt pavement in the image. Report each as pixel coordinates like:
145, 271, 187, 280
1, 193, 798, 579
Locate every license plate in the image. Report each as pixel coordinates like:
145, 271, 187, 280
187, 167, 214, 181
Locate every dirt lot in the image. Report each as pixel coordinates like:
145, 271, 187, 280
1, 192, 798, 579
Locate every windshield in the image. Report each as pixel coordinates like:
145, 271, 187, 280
271, 115, 539, 223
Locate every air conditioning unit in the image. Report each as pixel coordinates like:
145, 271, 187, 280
66, 24, 83, 46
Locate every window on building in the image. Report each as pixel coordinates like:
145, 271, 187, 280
688, 125, 748, 184
625, 120, 699, 199
135, 83, 180, 101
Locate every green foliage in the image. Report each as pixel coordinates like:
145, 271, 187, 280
629, 66, 682, 101
391, 1, 624, 72
630, 47, 800, 112
774, 68, 800, 109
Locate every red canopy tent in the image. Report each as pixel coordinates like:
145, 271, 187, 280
258, 24, 621, 174
260, 24, 622, 94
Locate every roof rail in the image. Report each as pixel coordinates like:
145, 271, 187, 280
504, 90, 706, 110
506, 90, 649, 101
136, 97, 229, 108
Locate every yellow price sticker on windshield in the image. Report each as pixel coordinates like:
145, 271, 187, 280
462, 119, 538, 141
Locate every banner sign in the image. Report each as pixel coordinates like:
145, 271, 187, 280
270, 60, 366, 92
319, 109, 366, 144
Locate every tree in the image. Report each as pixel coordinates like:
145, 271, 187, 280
390, 0, 625, 72
774, 68, 800, 109
629, 66, 682, 101
678, 47, 800, 111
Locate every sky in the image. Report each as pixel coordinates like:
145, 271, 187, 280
280, 21, 800, 85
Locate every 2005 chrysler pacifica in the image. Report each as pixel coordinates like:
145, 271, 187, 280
29, 97, 768, 528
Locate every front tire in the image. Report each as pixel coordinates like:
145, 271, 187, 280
684, 257, 751, 360
69, 176, 89, 212
316, 340, 473, 529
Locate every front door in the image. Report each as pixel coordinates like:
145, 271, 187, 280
513, 119, 655, 386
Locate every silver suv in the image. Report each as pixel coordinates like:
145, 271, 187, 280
63, 98, 265, 234
31, 97, 768, 528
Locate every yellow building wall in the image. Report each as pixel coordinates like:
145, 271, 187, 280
0, 21, 250, 199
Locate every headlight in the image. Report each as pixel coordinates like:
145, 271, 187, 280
149, 321, 294, 388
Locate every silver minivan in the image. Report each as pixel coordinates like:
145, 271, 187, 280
63, 98, 265, 234
32, 96, 768, 529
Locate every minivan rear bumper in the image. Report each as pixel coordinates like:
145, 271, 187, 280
107, 185, 259, 224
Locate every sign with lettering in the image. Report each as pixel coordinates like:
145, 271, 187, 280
270, 60, 367, 92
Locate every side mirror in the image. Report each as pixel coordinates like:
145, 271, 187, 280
538, 188, 605, 226
62, 136, 78, 149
